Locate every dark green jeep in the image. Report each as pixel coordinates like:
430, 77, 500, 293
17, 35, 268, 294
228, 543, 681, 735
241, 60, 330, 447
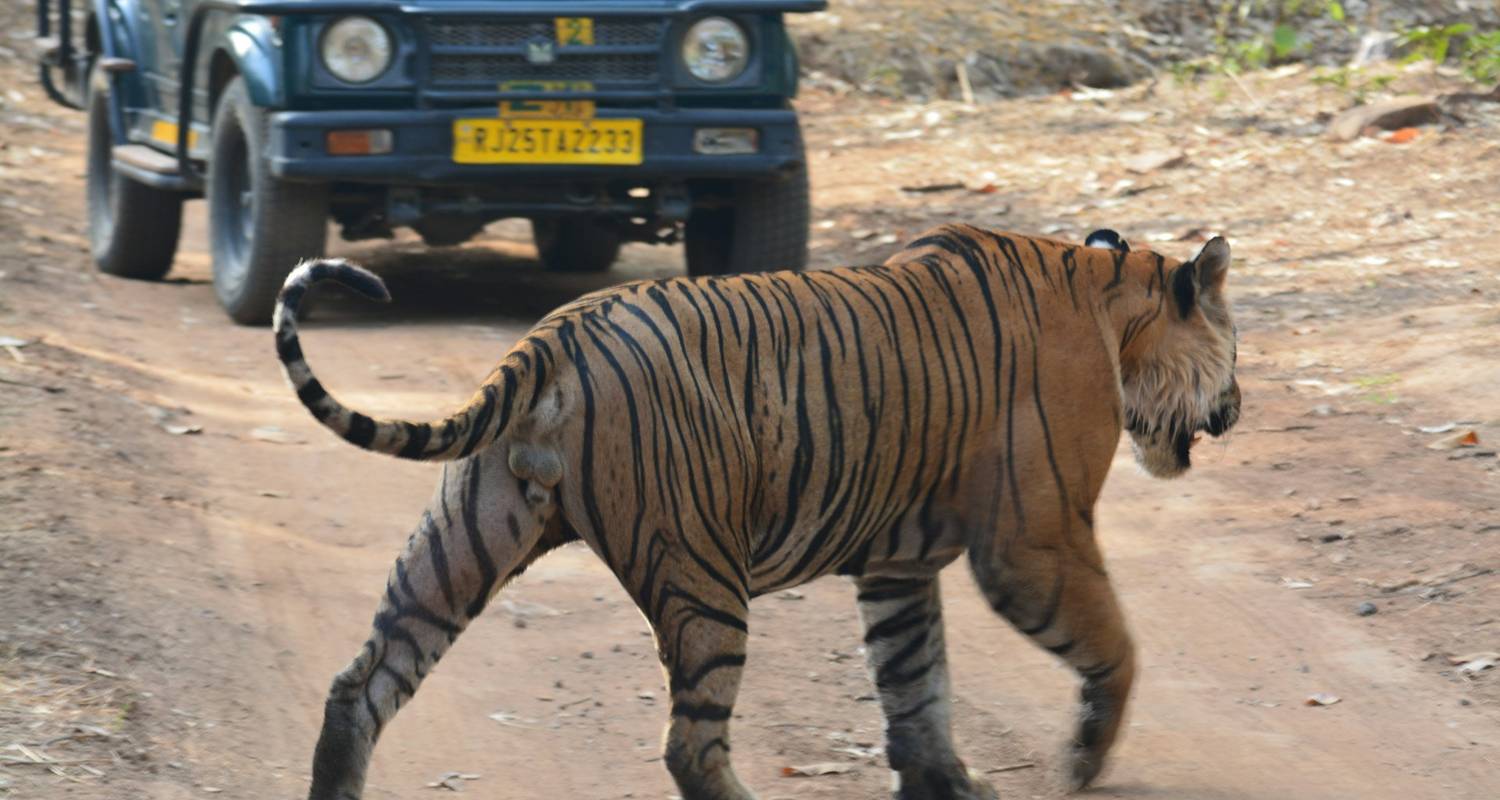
36, 0, 823, 323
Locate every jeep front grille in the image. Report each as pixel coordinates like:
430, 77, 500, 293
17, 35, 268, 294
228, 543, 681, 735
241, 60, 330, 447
428, 19, 663, 49
425, 17, 664, 89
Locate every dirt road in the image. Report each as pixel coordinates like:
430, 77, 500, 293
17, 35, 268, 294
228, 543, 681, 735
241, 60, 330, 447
4, 52, 1499, 800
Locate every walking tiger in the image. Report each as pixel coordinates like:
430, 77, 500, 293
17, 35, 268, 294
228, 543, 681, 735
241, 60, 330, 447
277, 224, 1241, 799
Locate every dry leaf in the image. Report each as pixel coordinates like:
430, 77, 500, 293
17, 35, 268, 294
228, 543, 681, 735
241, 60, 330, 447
425, 772, 482, 790
1124, 149, 1187, 173
1305, 693, 1341, 707
162, 424, 202, 436
250, 425, 302, 444
1449, 652, 1499, 676
1458, 658, 1496, 676
1385, 127, 1420, 144
1447, 651, 1500, 666
1427, 430, 1479, 450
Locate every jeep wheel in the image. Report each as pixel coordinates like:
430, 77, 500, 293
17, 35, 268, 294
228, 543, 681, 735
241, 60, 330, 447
85, 63, 183, 280
685, 160, 809, 277
532, 217, 621, 273
208, 77, 327, 325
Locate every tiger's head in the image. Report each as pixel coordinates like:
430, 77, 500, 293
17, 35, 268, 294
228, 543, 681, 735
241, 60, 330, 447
1112, 235, 1241, 478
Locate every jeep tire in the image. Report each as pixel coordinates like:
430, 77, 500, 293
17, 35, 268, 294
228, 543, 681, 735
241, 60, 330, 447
85, 63, 183, 280
684, 159, 809, 277
208, 77, 327, 325
532, 217, 622, 273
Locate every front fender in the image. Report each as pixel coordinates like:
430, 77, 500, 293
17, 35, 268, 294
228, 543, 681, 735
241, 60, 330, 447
92, 0, 151, 105
218, 16, 283, 108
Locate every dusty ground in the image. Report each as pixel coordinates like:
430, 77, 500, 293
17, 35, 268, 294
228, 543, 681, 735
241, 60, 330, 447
3, 21, 1500, 800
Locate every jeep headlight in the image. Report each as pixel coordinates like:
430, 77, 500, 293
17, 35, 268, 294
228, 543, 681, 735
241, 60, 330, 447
681, 17, 749, 83
321, 16, 392, 84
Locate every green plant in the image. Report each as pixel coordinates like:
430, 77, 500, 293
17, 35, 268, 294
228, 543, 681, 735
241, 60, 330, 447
1462, 30, 1500, 84
1310, 65, 1396, 102
1168, 58, 1214, 86
1204, 0, 1351, 76
1400, 23, 1474, 66
1399, 24, 1500, 86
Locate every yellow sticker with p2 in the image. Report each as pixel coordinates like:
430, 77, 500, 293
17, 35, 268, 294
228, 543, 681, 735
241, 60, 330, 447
555, 17, 594, 46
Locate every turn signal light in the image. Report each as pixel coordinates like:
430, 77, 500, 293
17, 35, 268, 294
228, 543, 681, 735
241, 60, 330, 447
693, 128, 757, 155
326, 129, 394, 156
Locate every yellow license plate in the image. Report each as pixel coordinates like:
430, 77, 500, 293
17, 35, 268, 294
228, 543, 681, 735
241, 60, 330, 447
453, 118, 643, 165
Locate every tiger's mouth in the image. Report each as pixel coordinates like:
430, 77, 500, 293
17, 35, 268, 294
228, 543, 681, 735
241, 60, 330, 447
1138, 402, 1238, 478
1181, 396, 1240, 455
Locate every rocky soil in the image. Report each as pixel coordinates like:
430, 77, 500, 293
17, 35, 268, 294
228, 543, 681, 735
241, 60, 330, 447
791, 0, 1500, 99
3, 2, 1499, 798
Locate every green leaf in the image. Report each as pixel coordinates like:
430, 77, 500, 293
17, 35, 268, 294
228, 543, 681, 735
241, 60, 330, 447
1327, 1, 1345, 22
1272, 25, 1300, 59
1433, 37, 1451, 64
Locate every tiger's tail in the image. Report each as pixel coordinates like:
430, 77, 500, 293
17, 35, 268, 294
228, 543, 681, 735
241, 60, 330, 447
273, 259, 537, 461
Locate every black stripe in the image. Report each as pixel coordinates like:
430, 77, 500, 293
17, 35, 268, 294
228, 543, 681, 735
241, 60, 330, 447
424, 513, 458, 614
398, 422, 433, 459
457, 384, 498, 458
863, 599, 930, 643
344, 413, 376, 448
297, 378, 328, 407
671, 652, 747, 693
276, 332, 303, 364
461, 463, 498, 618
670, 701, 733, 721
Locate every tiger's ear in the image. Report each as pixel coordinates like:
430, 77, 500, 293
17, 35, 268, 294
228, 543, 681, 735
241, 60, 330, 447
1085, 229, 1130, 252
1194, 237, 1231, 296
1173, 237, 1231, 317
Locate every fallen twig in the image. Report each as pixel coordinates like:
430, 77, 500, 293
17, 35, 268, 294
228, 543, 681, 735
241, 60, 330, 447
0, 375, 64, 393
955, 60, 975, 105
985, 762, 1036, 774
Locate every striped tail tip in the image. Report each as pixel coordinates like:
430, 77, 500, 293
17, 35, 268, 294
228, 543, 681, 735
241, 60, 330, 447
281, 258, 390, 307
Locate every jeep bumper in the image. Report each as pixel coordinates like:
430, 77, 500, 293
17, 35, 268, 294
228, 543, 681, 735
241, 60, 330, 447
269, 106, 804, 184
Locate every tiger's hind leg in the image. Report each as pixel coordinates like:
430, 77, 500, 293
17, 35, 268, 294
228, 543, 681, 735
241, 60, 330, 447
856, 576, 997, 800
636, 546, 754, 799
307, 455, 567, 800
968, 531, 1136, 791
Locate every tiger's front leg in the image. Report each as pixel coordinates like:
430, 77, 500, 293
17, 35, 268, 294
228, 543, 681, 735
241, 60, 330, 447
968, 519, 1137, 792
307, 456, 564, 800
856, 576, 997, 800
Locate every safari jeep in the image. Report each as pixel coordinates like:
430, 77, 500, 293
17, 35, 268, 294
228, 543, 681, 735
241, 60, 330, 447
35, 0, 823, 323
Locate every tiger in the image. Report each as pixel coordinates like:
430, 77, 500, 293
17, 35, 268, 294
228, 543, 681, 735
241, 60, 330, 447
277, 223, 1241, 800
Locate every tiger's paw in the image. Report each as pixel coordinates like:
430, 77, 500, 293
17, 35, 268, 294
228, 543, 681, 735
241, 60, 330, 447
892, 767, 996, 800
1063, 743, 1107, 793
963, 770, 999, 800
